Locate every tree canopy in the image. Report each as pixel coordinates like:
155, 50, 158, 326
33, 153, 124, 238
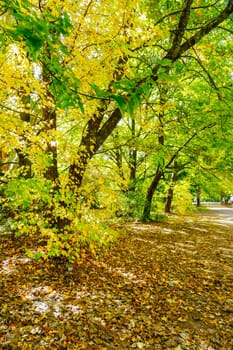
0, 0, 233, 260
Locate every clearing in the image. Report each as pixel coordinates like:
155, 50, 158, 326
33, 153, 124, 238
0, 205, 233, 349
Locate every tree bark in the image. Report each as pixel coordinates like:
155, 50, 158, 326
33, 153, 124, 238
68, 107, 122, 191
129, 148, 137, 191
196, 189, 201, 207
16, 93, 32, 178
165, 170, 178, 213
142, 168, 163, 221
165, 184, 174, 214
128, 117, 137, 192
41, 67, 59, 184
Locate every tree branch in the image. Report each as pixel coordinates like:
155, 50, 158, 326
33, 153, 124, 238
178, 1, 233, 58
153, 0, 220, 26
166, 0, 194, 61
189, 49, 221, 99
217, 25, 233, 34
165, 123, 217, 169
96, 108, 122, 149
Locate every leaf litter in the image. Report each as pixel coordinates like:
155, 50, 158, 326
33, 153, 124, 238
0, 208, 233, 349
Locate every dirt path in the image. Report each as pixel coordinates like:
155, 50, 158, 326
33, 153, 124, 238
198, 204, 233, 224
0, 208, 233, 349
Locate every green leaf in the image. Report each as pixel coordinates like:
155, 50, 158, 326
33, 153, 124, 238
127, 93, 141, 117
89, 83, 108, 98
158, 68, 172, 81
61, 12, 73, 31
157, 58, 172, 67
109, 94, 126, 114
113, 78, 136, 93
26, 36, 43, 59
77, 98, 85, 114
174, 61, 184, 74
34, 252, 43, 260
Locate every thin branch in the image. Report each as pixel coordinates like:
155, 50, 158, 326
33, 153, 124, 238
153, 0, 220, 26
68, 0, 94, 56
217, 25, 233, 34
38, 0, 43, 12
192, 0, 220, 10
188, 49, 221, 96
154, 9, 183, 27
0, 8, 8, 16
0, 103, 37, 118
165, 123, 217, 169
0, 161, 18, 168
178, 1, 233, 57
78, 91, 111, 101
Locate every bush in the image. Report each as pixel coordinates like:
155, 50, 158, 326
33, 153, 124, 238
3, 177, 119, 262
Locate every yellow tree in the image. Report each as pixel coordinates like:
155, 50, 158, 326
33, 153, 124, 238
1, 0, 233, 258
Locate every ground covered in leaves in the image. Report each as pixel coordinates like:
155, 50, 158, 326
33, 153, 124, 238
0, 206, 233, 349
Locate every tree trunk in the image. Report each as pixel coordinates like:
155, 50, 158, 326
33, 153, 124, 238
196, 189, 201, 207
42, 107, 58, 183
165, 167, 179, 213
40, 66, 63, 229
142, 168, 163, 221
16, 93, 32, 178
16, 151, 32, 178
68, 149, 92, 191
68, 107, 122, 192
165, 184, 174, 213
128, 117, 137, 191
128, 148, 137, 192
41, 67, 59, 184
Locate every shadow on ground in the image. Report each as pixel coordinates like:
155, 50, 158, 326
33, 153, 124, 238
0, 207, 233, 349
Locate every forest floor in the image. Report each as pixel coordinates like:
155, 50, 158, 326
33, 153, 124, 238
0, 205, 233, 350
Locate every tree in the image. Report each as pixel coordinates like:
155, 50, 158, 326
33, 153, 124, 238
1, 0, 233, 258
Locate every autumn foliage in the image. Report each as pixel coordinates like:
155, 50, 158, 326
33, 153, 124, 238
0, 0, 233, 259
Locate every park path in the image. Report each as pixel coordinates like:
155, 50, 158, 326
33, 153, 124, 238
0, 206, 233, 349
198, 203, 233, 224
